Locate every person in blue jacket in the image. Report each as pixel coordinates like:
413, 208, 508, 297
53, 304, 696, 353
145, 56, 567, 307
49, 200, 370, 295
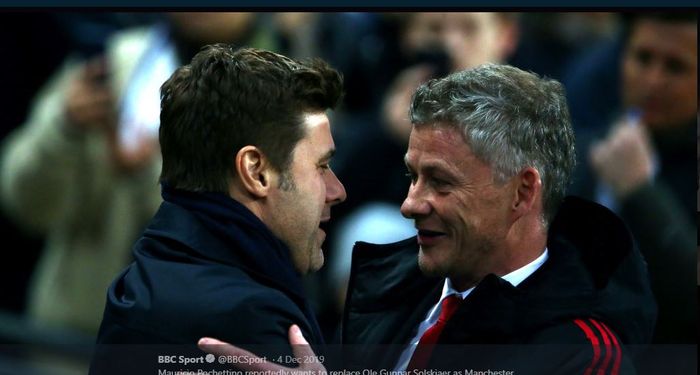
90, 44, 346, 374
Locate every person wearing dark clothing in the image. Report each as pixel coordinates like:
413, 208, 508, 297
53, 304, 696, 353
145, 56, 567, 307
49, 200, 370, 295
342, 197, 656, 373
198, 64, 657, 374
571, 13, 697, 343
90, 45, 346, 374
574, 118, 696, 344
93, 187, 324, 348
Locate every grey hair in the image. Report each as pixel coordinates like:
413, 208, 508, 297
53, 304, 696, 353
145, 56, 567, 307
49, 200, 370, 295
409, 63, 576, 225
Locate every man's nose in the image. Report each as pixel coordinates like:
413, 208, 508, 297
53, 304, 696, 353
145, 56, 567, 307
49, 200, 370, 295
326, 169, 347, 206
645, 62, 668, 90
400, 182, 430, 218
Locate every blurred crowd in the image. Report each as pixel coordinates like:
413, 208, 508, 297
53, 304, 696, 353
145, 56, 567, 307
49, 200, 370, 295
0, 11, 695, 373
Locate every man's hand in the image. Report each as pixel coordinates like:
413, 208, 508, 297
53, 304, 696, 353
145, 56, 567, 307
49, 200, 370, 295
65, 57, 157, 174
589, 116, 656, 198
198, 325, 326, 375
64, 56, 117, 132
382, 65, 434, 144
106, 128, 158, 174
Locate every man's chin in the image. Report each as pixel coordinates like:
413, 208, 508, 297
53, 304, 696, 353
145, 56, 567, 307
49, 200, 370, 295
417, 252, 445, 278
309, 252, 324, 273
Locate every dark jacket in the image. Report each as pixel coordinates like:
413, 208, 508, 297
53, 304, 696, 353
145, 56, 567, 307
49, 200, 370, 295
90, 190, 323, 374
342, 197, 656, 374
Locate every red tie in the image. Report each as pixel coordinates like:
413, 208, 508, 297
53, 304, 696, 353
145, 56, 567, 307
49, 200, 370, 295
407, 294, 463, 370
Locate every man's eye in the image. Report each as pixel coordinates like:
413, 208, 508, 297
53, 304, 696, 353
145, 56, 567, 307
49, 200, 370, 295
319, 164, 331, 173
405, 172, 417, 183
666, 58, 688, 75
634, 50, 652, 67
431, 177, 449, 188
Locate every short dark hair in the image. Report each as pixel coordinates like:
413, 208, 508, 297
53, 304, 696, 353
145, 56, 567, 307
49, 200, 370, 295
410, 64, 575, 226
621, 12, 697, 42
159, 44, 343, 192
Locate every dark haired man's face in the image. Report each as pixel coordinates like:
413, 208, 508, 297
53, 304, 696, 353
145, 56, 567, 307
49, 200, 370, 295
622, 19, 697, 129
266, 113, 346, 274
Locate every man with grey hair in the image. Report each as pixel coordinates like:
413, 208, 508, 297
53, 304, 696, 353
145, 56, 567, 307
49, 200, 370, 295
199, 64, 657, 374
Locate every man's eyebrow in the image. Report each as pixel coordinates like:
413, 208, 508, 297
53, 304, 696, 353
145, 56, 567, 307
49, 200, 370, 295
319, 149, 336, 162
404, 156, 457, 176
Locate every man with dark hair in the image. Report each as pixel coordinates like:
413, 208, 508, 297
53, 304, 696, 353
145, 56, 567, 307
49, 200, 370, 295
90, 44, 345, 373
200, 64, 657, 374
572, 12, 697, 343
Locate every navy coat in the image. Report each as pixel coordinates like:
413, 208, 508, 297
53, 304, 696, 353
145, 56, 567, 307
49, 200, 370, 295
90, 194, 323, 374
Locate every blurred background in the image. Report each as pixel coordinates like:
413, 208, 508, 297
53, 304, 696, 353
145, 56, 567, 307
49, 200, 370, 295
0, 11, 695, 375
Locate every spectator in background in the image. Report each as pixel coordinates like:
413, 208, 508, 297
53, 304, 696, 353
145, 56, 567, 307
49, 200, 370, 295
570, 12, 697, 343
326, 12, 519, 318
0, 12, 278, 336
0, 13, 158, 318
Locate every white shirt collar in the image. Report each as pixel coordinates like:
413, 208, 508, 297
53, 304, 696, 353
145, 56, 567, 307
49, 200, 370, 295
441, 247, 549, 301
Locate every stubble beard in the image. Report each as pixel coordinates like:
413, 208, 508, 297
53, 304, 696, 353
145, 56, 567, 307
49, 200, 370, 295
305, 227, 324, 272
417, 232, 496, 286
278, 170, 296, 191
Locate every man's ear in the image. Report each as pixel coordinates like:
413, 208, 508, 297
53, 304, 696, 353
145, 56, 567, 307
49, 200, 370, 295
235, 146, 273, 198
511, 167, 541, 217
